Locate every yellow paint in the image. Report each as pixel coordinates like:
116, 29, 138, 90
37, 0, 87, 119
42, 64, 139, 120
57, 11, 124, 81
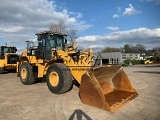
21, 68, 27, 79
49, 71, 59, 87
0, 53, 18, 70
144, 60, 153, 64
19, 47, 93, 84
37, 63, 45, 77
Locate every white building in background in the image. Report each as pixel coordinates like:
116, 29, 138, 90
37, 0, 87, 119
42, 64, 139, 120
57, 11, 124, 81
93, 52, 141, 66
121, 53, 141, 61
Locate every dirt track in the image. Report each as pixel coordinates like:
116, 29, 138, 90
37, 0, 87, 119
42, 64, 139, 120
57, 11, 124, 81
0, 64, 160, 120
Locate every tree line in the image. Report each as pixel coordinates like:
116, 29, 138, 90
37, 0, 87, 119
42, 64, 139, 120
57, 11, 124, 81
102, 44, 147, 53
101, 44, 160, 61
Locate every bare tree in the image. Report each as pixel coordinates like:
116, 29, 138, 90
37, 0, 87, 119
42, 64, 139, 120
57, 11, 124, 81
152, 47, 160, 51
67, 28, 77, 44
49, 20, 66, 34
124, 44, 146, 53
101, 47, 124, 53
49, 20, 78, 44
134, 44, 146, 52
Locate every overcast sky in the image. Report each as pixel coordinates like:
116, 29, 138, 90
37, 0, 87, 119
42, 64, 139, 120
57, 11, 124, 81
0, 0, 160, 53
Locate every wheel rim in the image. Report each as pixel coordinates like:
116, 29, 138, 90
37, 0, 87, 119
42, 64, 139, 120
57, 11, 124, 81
21, 68, 27, 80
49, 71, 59, 87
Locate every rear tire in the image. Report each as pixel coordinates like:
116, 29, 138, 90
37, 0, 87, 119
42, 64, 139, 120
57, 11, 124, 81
46, 63, 72, 94
19, 62, 36, 85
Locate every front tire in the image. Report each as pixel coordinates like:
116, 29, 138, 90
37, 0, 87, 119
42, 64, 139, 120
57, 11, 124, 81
19, 62, 36, 85
46, 63, 73, 94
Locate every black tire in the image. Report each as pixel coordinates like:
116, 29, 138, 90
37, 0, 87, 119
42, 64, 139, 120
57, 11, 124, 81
0, 67, 4, 74
46, 63, 73, 94
19, 62, 36, 85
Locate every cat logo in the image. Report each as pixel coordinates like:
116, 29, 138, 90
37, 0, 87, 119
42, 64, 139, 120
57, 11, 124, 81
32, 50, 35, 55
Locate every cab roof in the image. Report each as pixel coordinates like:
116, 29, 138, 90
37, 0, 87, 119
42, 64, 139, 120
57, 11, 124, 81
0, 46, 16, 48
35, 31, 67, 36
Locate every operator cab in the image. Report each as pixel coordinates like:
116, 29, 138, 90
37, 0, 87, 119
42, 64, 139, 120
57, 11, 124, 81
37, 31, 66, 51
35, 31, 67, 60
0, 46, 17, 59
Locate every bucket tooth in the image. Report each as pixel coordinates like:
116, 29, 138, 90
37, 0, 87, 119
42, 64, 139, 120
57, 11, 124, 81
79, 66, 138, 113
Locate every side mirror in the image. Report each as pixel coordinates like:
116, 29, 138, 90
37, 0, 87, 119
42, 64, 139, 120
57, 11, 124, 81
65, 39, 67, 43
15, 49, 17, 52
37, 35, 42, 41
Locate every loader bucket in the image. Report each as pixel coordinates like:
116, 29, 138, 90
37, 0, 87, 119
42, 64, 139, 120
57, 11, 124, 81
79, 65, 138, 113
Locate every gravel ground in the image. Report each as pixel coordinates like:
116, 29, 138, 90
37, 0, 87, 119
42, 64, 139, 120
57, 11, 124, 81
0, 64, 160, 120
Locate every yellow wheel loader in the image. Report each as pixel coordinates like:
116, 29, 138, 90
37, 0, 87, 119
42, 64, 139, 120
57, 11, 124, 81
0, 46, 19, 74
17, 31, 138, 113
144, 57, 154, 64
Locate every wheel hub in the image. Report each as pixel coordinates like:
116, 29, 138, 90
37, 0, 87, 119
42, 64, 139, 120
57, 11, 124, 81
21, 68, 27, 79
49, 71, 59, 87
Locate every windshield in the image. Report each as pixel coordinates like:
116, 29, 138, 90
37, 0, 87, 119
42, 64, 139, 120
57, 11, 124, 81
48, 35, 65, 50
4, 47, 16, 53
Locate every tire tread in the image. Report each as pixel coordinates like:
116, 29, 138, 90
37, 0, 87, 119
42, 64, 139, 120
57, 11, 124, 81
20, 62, 36, 85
